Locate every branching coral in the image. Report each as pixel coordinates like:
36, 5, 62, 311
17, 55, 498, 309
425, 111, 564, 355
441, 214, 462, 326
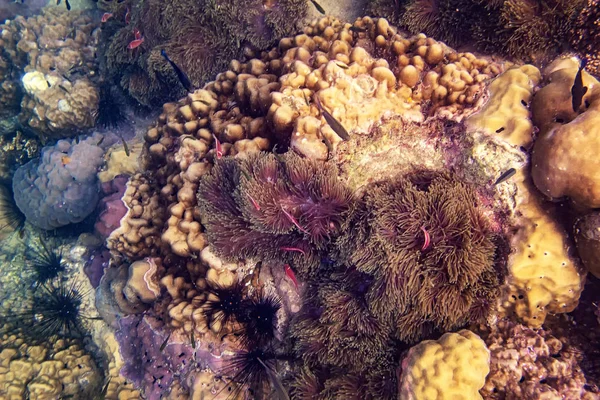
197, 151, 354, 277
337, 172, 506, 343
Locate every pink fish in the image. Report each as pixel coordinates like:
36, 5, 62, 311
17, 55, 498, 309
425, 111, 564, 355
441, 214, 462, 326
246, 192, 260, 211
127, 37, 144, 50
133, 28, 142, 41
281, 206, 309, 235
101, 13, 113, 23
420, 226, 430, 251
212, 134, 223, 159
125, 7, 131, 24
280, 246, 306, 256
284, 264, 298, 290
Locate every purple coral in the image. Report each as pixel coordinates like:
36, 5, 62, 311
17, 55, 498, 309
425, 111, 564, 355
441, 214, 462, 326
95, 175, 129, 239
12, 134, 105, 230
115, 315, 226, 400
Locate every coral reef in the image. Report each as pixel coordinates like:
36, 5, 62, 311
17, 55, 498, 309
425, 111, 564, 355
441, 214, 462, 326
71, 14, 600, 400
12, 134, 105, 230
479, 319, 597, 399
100, 0, 308, 106
0, 6, 101, 140
399, 330, 490, 400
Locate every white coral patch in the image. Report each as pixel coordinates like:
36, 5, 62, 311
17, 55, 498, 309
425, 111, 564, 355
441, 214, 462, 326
22, 71, 49, 95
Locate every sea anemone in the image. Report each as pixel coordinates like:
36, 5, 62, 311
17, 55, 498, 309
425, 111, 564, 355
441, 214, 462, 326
197, 152, 354, 277
337, 171, 506, 343
93, 82, 128, 129
25, 242, 67, 288
0, 184, 26, 237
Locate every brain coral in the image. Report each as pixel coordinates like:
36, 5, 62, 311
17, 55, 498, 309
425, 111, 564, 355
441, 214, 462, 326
12, 134, 105, 230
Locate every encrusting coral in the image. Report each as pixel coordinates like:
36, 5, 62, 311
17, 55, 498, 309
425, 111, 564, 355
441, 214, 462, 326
0, 6, 101, 140
479, 319, 597, 399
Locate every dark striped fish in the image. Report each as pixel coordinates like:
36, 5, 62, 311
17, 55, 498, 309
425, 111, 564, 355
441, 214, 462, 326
315, 96, 350, 140
494, 168, 516, 185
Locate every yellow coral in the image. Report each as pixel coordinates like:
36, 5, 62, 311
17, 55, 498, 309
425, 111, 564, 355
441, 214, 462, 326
0, 336, 102, 400
466, 63, 585, 328
466, 65, 541, 149
531, 58, 600, 208
399, 330, 490, 400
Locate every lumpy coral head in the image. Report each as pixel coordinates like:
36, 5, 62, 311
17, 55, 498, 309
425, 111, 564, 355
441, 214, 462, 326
12, 135, 105, 230
337, 172, 506, 342
531, 58, 600, 208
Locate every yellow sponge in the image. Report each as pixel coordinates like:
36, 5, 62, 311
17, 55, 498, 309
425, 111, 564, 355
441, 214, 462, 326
399, 330, 490, 400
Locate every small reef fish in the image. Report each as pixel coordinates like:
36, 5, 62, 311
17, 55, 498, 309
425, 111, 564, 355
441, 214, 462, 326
101, 13, 113, 23
133, 28, 142, 41
314, 96, 350, 140
121, 137, 130, 156
66, 0, 71, 11
420, 226, 430, 251
309, 0, 326, 14
61, 155, 71, 166
160, 49, 194, 93
125, 7, 131, 24
246, 191, 261, 211
494, 168, 516, 185
212, 134, 223, 159
284, 264, 298, 290
159, 332, 171, 352
128, 37, 144, 50
280, 246, 306, 256
281, 207, 309, 234
571, 58, 588, 113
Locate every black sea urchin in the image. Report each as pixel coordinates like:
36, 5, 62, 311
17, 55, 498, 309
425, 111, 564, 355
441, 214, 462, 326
0, 184, 25, 237
204, 281, 247, 331
25, 242, 66, 288
239, 289, 281, 348
221, 348, 293, 400
93, 82, 127, 129
2, 280, 86, 342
